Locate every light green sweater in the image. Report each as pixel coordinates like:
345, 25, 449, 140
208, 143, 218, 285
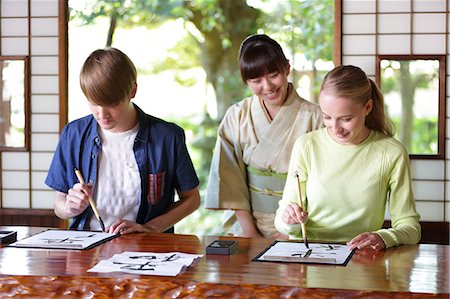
275, 128, 421, 248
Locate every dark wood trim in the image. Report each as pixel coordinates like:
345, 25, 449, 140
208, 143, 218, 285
0, 208, 56, 216
384, 220, 449, 245
0, 208, 66, 228
58, 0, 68, 132
333, 0, 342, 66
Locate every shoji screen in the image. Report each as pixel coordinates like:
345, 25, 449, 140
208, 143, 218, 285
0, 1, 61, 223
341, 0, 449, 225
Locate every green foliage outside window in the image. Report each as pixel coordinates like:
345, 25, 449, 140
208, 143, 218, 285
390, 117, 438, 155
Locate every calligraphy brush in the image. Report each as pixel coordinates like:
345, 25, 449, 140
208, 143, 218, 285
74, 168, 106, 232
295, 171, 309, 248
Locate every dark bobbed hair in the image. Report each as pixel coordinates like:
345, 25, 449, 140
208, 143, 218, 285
320, 65, 394, 137
238, 34, 289, 82
80, 47, 137, 106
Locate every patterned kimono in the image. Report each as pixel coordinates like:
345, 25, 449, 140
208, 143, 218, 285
206, 85, 323, 237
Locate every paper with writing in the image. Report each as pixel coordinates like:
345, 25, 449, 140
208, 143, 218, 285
255, 241, 354, 265
88, 251, 203, 276
11, 229, 117, 250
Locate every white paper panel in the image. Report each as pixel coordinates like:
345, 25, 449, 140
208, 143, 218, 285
415, 201, 444, 221
384, 205, 391, 220
377, 34, 410, 54
446, 158, 450, 183
413, 34, 446, 54
413, 13, 446, 33
31, 153, 54, 171
31, 76, 59, 94
1, 0, 28, 17
410, 160, 445, 180
448, 14, 450, 31
447, 119, 450, 139
31, 190, 54, 209
342, 55, 375, 76
1, 18, 28, 36
30, 0, 58, 17
378, 14, 410, 34
31, 171, 48, 189
31, 17, 58, 36
447, 97, 450, 118
413, 180, 444, 201
2, 171, 30, 189
448, 34, 450, 56
343, 14, 375, 34
342, 35, 375, 55
2, 190, 30, 208
445, 202, 450, 221
31, 114, 59, 133
343, 0, 375, 13
1, 152, 29, 170
31, 37, 58, 55
413, 0, 446, 12
1, 37, 28, 55
31, 133, 59, 152
445, 181, 450, 202
447, 55, 450, 75
378, 0, 411, 12
31, 56, 59, 75
31, 95, 59, 113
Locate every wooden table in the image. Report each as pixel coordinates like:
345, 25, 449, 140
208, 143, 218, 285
0, 226, 448, 298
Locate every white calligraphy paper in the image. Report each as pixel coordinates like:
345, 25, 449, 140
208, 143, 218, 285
257, 241, 354, 265
88, 251, 203, 276
11, 229, 118, 250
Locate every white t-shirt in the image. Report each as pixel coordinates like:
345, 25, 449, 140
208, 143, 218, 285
89, 124, 141, 230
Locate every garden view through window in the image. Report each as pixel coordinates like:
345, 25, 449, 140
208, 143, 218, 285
0, 57, 27, 150
378, 56, 444, 158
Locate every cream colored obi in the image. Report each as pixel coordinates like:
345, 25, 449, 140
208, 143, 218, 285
247, 166, 287, 214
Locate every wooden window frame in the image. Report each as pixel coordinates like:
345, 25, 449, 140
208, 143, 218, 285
376, 54, 446, 160
0, 56, 30, 151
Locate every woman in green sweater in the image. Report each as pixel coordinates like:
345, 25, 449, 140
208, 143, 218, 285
275, 65, 421, 250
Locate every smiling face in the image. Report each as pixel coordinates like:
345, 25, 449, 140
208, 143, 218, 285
319, 90, 373, 145
247, 68, 290, 107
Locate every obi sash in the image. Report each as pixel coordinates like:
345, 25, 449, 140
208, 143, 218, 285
247, 166, 287, 214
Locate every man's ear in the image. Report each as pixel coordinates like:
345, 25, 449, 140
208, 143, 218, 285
130, 83, 137, 98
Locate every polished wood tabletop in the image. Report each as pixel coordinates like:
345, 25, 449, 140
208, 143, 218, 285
0, 226, 448, 298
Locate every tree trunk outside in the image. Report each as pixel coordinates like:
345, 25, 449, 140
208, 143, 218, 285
189, 1, 260, 120
106, 14, 117, 47
399, 61, 414, 152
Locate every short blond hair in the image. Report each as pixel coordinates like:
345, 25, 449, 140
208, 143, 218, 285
80, 48, 136, 106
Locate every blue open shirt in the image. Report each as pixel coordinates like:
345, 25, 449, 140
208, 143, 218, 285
45, 104, 199, 232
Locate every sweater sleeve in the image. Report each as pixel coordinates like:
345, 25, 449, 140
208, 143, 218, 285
374, 148, 421, 248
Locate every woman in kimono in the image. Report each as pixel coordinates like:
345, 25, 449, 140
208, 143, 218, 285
205, 34, 323, 238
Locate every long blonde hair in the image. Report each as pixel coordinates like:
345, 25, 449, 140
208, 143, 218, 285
320, 65, 394, 137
